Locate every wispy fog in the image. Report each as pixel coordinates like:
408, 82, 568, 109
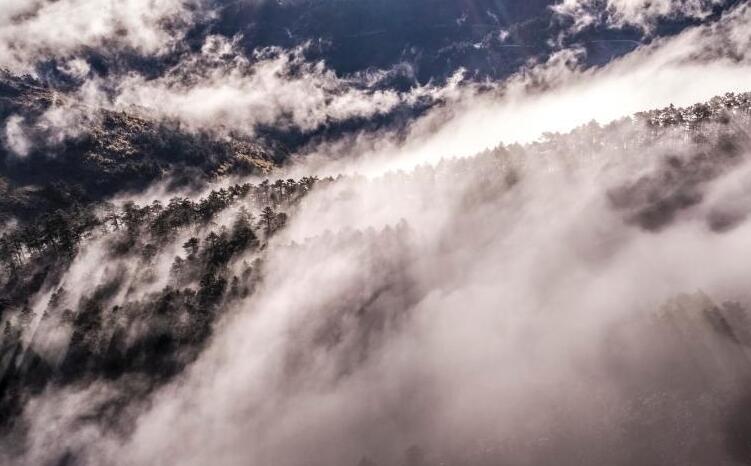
3, 1, 751, 466
12, 104, 751, 465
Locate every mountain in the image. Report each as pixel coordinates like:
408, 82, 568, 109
3, 1, 751, 465
0, 71, 277, 224
2, 92, 751, 464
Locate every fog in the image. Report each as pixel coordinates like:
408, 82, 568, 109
553, 0, 726, 33
0, 0, 198, 72
292, 3, 751, 178
122, 119, 751, 465
4, 2, 751, 466
10, 104, 751, 466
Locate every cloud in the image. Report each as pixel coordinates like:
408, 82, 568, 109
552, 0, 726, 33
292, 2, 751, 177
0, 0, 201, 72
1, 95, 98, 157
13, 2, 747, 156
46, 113, 751, 465
5, 3, 751, 466
64, 35, 455, 138
58, 58, 92, 80
3, 114, 31, 156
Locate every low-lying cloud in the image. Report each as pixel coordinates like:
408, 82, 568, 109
12, 109, 751, 465
0, 0, 200, 72
4, 1, 751, 466
104, 36, 446, 136
553, 0, 727, 33
292, 2, 751, 177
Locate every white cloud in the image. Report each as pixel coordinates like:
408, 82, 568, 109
553, 0, 726, 33
294, 2, 751, 177
0, 0, 201, 72
56, 116, 751, 465
6, 3, 751, 465
3, 114, 31, 156
1, 34, 458, 154
1, 94, 99, 156
92, 36, 454, 136
58, 57, 91, 79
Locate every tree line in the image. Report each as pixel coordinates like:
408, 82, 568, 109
0, 176, 321, 273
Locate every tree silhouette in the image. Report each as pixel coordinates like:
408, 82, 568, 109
260, 206, 276, 234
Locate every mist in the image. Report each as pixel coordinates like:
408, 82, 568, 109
8, 99, 751, 466
3, 1, 751, 466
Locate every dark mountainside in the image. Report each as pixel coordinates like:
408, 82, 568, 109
2, 0, 741, 229
3, 91, 751, 464
0, 71, 277, 225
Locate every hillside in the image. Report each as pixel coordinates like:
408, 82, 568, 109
0, 71, 277, 224
3, 91, 751, 464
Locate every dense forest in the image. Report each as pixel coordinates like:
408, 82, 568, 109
0, 175, 321, 430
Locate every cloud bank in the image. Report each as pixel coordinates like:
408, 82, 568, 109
293, 2, 751, 177
3, 1, 751, 466
553, 0, 726, 33
0, 0, 200, 72
104, 36, 446, 136
11, 106, 751, 465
